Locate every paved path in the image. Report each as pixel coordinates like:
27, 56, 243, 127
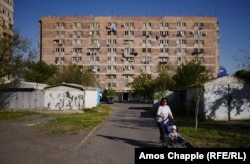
70, 103, 160, 164
0, 103, 163, 164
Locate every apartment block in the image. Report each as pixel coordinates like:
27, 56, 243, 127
39, 16, 220, 97
0, 0, 13, 37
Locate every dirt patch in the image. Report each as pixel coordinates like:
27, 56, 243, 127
0, 115, 89, 163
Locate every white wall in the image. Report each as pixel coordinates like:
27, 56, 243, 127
84, 90, 98, 108
187, 75, 250, 120
44, 86, 85, 110
3, 90, 44, 110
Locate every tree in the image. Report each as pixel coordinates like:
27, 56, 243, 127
128, 70, 154, 99
47, 64, 98, 87
234, 49, 250, 71
235, 69, 250, 83
172, 61, 210, 132
81, 68, 98, 87
23, 61, 57, 83
153, 64, 175, 100
0, 30, 37, 89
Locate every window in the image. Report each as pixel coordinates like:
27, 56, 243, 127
107, 56, 117, 62
159, 57, 169, 62
159, 22, 168, 27
142, 48, 151, 53
124, 48, 135, 54
55, 22, 65, 27
107, 65, 117, 70
177, 31, 186, 37
107, 39, 117, 45
142, 39, 151, 45
107, 48, 117, 53
141, 65, 151, 71
176, 39, 186, 45
72, 57, 82, 62
90, 39, 99, 45
141, 56, 151, 64
160, 31, 168, 37
194, 56, 204, 62
160, 48, 169, 53
194, 40, 204, 45
89, 31, 99, 36
74, 22, 82, 28
194, 22, 204, 29
73, 48, 82, 53
55, 57, 64, 64
124, 74, 133, 79
54, 39, 64, 45
87, 48, 99, 55
124, 22, 134, 27
125, 31, 134, 36
90, 56, 99, 62
124, 40, 134, 44
143, 22, 151, 27
55, 48, 64, 53
73, 39, 82, 45
142, 31, 151, 36
176, 22, 186, 27
123, 65, 134, 71
159, 39, 168, 45
107, 74, 116, 79
90, 65, 99, 72
176, 48, 186, 53
177, 57, 186, 62
90, 22, 99, 27
73, 31, 82, 38
107, 83, 116, 88
55, 31, 65, 37
193, 31, 206, 36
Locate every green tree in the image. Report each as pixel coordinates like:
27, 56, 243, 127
235, 69, 250, 83
23, 61, 57, 83
81, 68, 98, 87
47, 64, 98, 86
172, 61, 210, 132
102, 88, 116, 98
153, 64, 175, 100
128, 70, 154, 99
0, 30, 37, 89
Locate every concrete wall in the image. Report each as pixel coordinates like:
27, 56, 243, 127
44, 86, 85, 110
1, 82, 98, 111
2, 90, 44, 110
187, 75, 250, 120
84, 90, 98, 108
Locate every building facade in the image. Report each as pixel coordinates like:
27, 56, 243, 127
0, 0, 14, 84
0, 0, 13, 37
39, 16, 220, 99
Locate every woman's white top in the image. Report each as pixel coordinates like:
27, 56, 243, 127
156, 105, 172, 124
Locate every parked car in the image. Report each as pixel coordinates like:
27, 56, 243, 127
106, 97, 114, 104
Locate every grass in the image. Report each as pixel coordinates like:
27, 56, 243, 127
0, 105, 112, 135
1, 105, 250, 147
148, 107, 250, 148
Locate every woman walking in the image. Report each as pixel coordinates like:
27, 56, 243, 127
156, 98, 173, 146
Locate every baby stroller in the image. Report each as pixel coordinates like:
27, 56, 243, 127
163, 120, 187, 148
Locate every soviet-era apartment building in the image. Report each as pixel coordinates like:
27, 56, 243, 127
0, 0, 14, 83
39, 16, 220, 100
0, 0, 13, 36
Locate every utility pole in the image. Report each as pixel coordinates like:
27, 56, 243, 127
227, 84, 232, 121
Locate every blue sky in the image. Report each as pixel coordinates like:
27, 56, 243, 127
14, 0, 250, 74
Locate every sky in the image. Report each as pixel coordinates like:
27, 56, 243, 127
14, 0, 250, 75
